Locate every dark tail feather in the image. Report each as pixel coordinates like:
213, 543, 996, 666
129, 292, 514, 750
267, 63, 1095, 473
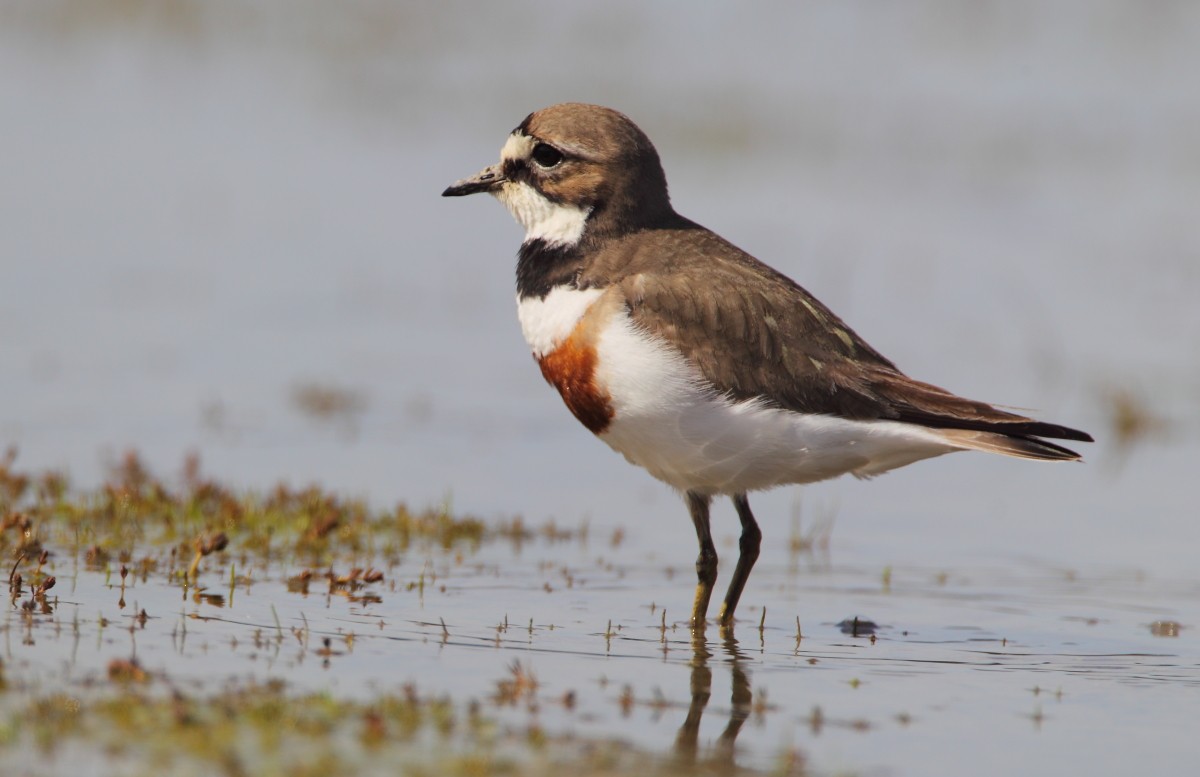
868, 370, 1094, 449
937, 429, 1085, 461
920, 416, 1094, 444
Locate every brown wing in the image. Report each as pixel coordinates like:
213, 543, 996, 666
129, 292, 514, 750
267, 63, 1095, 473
595, 225, 1092, 450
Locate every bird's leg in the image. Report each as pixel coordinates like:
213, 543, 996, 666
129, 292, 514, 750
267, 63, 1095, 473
686, 491, 717, 628
717, 493, 761, 627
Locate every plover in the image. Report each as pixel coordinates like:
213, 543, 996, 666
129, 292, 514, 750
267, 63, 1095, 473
443, 103, 1092, 629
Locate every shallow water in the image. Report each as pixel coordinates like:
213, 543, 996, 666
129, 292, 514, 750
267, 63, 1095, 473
1, 2, 1198, 775
3, 521, 1196, 775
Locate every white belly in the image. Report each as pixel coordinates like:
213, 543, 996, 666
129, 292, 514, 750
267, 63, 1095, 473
591, 310, 959, 495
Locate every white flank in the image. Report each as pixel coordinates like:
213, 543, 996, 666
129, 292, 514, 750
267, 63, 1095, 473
592, 313, 964, 495
495, 180, 591, 247
517, 286, 605, 358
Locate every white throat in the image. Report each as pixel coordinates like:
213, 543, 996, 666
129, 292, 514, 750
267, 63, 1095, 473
493, 132, 591, 247
494, 181, 590, 247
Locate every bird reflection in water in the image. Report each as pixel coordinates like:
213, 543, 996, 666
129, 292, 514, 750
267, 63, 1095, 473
674, 628, 754, 766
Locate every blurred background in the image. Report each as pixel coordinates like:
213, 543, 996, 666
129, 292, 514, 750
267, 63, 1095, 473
2, 0, 1197, 574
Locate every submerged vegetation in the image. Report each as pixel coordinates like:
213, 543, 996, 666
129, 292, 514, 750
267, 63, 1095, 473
1, 680, 792, 777
0, 448, 487, 572
0, 450, 807, 776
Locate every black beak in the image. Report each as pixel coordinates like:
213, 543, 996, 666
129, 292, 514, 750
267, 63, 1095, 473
442, 164, 506, 197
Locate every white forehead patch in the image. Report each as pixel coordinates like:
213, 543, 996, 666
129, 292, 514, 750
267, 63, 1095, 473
494, 181, 591, 247
501, 132, 534, 162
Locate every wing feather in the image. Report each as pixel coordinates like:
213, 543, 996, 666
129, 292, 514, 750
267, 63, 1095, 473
589, 225, 1092, 455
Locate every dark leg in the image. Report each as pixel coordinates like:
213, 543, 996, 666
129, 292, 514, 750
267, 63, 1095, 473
717, 492, 761, 627
686, 491, 718, 628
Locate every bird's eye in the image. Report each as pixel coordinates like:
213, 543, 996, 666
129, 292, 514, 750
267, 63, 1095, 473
530, 142, 564, 169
